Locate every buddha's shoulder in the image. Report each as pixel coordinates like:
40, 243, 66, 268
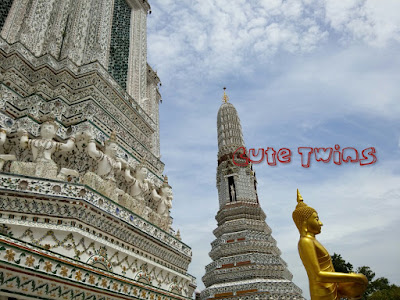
298, 236, 318, 247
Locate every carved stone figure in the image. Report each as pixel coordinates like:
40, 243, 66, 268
82, 131, 123, 201
293, 190, 368, 300
229, 184, 236, 201
0, 128, 16, 171
86, 131, 121, 182
125, 161, 149, 202
156, 176, 173, 219
20, 119, 74, 163
176, 230, 181, 241
11, 119, 75, 179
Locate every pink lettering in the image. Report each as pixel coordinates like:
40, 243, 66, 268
360, 147, 377, 166
248, 148, 265, 164
277, 148, 292, 163
298, 147, 313, 168
314, 148, 333, 163
232, 146, 249, 167
265, 147, 277, 166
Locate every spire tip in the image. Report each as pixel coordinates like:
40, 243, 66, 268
222, 87, 229, 103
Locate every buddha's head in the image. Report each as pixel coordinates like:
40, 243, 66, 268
159, 175, 172, 198
161, 186, 173, 198
40, 121, 58, 140
105, 131, 118, 157
105, 142, 118, 157
305, 211, 323, 235
134, 165, 148, 181
134, 157, 148, 181
292, 189, 322, 236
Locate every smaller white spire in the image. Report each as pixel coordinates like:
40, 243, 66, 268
217, 89, 245, 158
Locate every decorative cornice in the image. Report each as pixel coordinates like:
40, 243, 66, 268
209, 240, 281, 261
213, 219, 271, 238
0, 173, 191, 258
205, 253, 288, 274
0, 236, 192, 300
215, 202, 266, 225
202, 264, 293, 287
0, 37, 153, 127
201, 278, 303, 300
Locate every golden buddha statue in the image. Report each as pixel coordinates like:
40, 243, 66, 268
292, 189, 368, 300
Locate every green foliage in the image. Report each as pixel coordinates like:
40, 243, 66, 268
331, 253, 353, 273
356, 266, 393, 299
368, 285, 400, 300
357, 266, 377, 298
371, 277, 391, 292
331, 254, 399, 300
357, 266, 375, 282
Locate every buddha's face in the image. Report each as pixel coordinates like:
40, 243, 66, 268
161, 186, 172, 198
105, 142, 118, 157
135, 166, 147, 181
40, 123, 57, 139
306, 212, 323, 235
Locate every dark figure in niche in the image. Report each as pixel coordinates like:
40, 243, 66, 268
228, 176, 237, 202
251, 166, 259, 203
0, 0, 14, 31
254, 179, 259, 203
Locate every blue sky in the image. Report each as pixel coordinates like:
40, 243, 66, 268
146, 0, 400, 298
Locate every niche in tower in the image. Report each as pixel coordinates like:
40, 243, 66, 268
227, 175, 237, 202
251, 165, 259, 203
0, 0, 13, 31
108, 0, 131, 90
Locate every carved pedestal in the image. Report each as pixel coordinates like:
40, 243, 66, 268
11, 160, 58, 180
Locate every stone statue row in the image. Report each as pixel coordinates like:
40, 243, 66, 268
0, 119, 173, 232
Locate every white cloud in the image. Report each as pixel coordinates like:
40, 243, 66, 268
325, 0, 400, 46
147, 1, 400, 299
148, 0, 400, 86
148, 0, 330, 81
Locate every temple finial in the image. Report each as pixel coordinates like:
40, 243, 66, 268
109, 131, 117, 142
297, 189, 303, 203
162, 175, 171, 188
222, 87, 229, 103
105, 131, 117, 146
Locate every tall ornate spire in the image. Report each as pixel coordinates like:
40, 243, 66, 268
200, 93, 304, 300
217, 90, 245, 159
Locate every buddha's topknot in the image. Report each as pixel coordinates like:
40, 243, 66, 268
292, 189, 316, 233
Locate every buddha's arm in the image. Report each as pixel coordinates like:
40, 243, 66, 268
115, 161, 122, 172
59, 137, 75, 152
117, 158, 128, 170
167, 198, 173, 208
87, 140, 102, 159
20, 131, 29, 149
125, 168, 134, 182
299, 238, 367, 285
151, 189, 161, 202
0, 131, 6, 145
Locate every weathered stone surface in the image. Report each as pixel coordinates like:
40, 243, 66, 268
0, 0, 196, 298
11, 160, 58, 179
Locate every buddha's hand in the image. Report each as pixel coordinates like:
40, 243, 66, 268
76, 130, 93, 142
17, 129, 28, 136
338, 275, 368, 299
116, 158, 128, 169
359, 274, 368, 286
351, 273, 368, 286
